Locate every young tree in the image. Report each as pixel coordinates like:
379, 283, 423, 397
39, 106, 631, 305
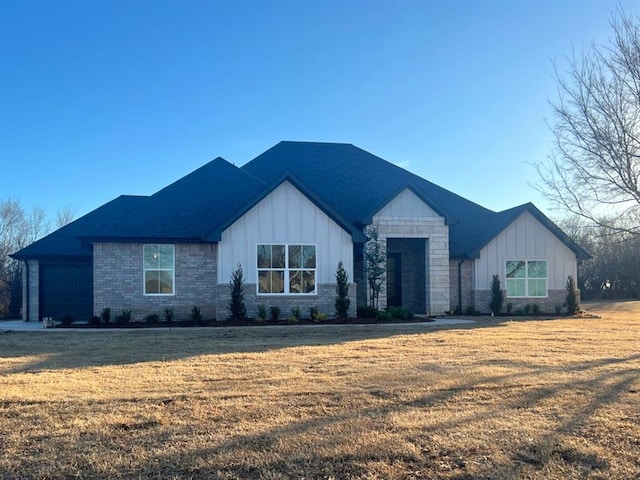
489, 274, 504, 315
535, 11, 640, 237
228, 263, 246, 320
335, 261, 350, 320
364, 225, 386, 309
565, 275, 580, 314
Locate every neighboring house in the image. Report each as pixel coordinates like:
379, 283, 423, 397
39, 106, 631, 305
12, 141, 590, 322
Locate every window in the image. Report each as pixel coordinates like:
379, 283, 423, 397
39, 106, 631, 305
506, 260, 547, 297
257, 244, 316, 294
144, 244, 175, 295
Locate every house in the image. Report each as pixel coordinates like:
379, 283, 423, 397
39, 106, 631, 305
12, 141, 590, 322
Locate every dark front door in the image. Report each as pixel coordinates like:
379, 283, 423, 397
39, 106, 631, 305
40, 260, 93, 322
387, 253, 402, 307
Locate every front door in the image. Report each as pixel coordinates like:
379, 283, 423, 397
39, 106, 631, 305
387, 253, 402, 307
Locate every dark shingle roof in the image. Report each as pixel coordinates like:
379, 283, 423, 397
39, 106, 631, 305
12, 141, 589, 261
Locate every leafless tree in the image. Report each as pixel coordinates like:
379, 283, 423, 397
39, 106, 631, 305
55, 205, 75, 228
535, 11, 640, 237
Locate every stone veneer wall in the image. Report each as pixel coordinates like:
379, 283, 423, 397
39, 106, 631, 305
216, 283, 357, 320
387, 238, 426, 313
371, 216, 450, 315
449, 259, 473, 313
472, 289, 576, 314
94, 242, 217, 321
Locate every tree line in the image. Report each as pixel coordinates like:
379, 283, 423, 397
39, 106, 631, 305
0, 198, 74, 319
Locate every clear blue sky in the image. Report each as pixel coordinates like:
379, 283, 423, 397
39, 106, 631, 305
1, 0, 638, 221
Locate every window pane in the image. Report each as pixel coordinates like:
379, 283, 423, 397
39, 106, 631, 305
289, 270, 302, 293
303, 245, 316, 268
529, 279, 547, 297
528, 261, 547, 279
272, 245, 285, 268
144, 245, 159, 269
158, 245, 174, 269
272, 270, 285, 293
303, 270, 315, 293
258, 270, 271, 293
257, 245, 271, 268
289, 245, 301, 268
506, 278, 525, 297
159, 271, 173, 294
145, 271, 159, 294
506, 261, 525, 278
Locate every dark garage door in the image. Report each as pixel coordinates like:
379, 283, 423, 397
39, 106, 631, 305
39, 260, 93, 322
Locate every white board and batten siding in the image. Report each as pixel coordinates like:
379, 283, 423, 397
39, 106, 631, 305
217, 181, 353, 284
474, 211, 577, 291
375, 188, 442, 220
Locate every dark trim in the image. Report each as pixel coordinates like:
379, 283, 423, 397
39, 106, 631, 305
457, 258, 465, 312
78, 236, 208, 244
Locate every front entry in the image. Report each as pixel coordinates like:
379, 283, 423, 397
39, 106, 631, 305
387, 253, 402, 307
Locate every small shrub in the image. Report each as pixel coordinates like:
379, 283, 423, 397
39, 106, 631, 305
309, 306, 319, 320
532, 304, 541, 316
256, 304, 267, 324
335, 261, 350, 320
290, 306, 301, 320
464, 305, 476, 316
89, 315, 100, 326
554, 304, 562, 314
163, 307, 175, 323
100, 307, 111, 325
386, 306, 413, 320
144, 313, 160, 324
191, 306, 202, 325
115, 309, 131, 326
524, 304, 531, 315
506, 303, 513, 314
61, 314, 74, 326
312, 311, 327, 323
376, 310, 393, 322
514, 309, 524, 315
489, 274, 504, 315
287, 316, 299, 325
566, 275, 580, 314
270, 306, 280, 322
357, 305, 378, 319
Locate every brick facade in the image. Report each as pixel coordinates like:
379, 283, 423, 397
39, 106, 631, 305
215, 283, 357, 320
449, 258, 473, 313
93, 242, 217, 321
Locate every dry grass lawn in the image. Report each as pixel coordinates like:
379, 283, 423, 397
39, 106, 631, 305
0, 301, 638, 479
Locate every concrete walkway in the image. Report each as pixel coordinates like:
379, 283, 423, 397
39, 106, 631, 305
0, 318, 474, 332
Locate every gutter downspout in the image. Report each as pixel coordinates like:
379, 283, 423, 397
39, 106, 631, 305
23, 260, 29, 322
457, 258, 465, 314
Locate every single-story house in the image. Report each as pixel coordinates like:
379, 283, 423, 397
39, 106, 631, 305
12, 141, 590, 322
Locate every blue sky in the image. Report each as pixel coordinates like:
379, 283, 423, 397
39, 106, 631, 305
1, 0, 638, 221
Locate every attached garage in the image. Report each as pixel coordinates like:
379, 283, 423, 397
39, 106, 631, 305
39, 260, 93, 322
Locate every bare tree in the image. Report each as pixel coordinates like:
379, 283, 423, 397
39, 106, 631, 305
535, 11, 640, 237
55, 205, 75, 228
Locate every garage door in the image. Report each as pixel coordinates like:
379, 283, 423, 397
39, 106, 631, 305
39, 260, 93, 322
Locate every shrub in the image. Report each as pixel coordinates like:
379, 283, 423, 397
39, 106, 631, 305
309, 306, 319, 320
89, 315, 100, 326
270, 306, 280, 322
554, 304, 562, 314
335, 261, 350, 320
256, 304, 267, 324
228, 263, 246, 320
464, 305, 476, 315
163, 307, 175, 323
386, 306, 413, 320
357, 305, 378, 319
532, 304, 541, 316
376, 310, 393, 322
489, 274, 504, 315
289, 306, 301, 324
100, 307, 111, 325
144, 313, 160, 324
61, 314, 74, 326
312, 311, 327, 323
524, 304, 531, 315
191, 306, 202, 325
116, 309, 131, 326
506, 303, 513, 314
566, 275, 580, 314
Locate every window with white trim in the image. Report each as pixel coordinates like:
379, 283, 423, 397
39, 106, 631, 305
505, 260, 547, 297
143, 244, 175, 295
257, 244, 316, 294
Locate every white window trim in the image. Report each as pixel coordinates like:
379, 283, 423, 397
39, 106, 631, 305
143, 244, 176, 296
505, 259, 548, 298
256, 243, 317, 296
